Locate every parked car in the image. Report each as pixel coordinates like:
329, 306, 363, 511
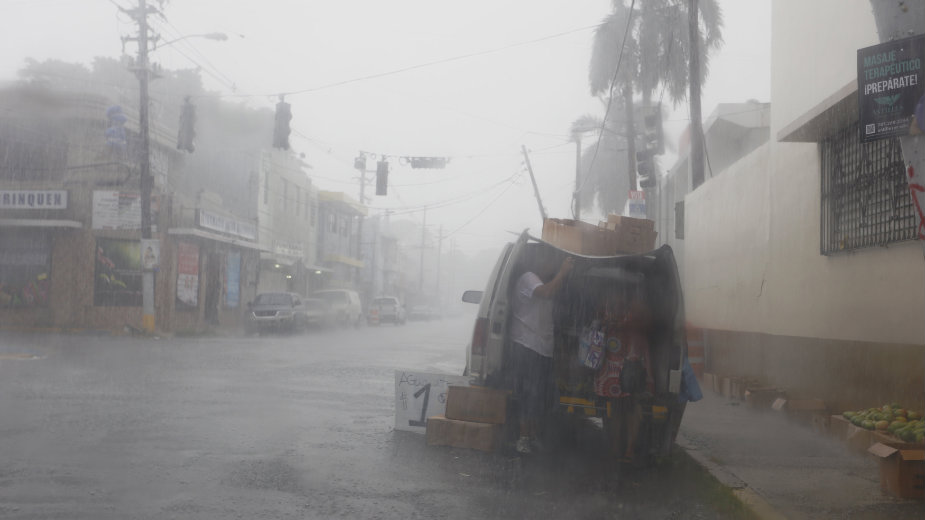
302, 297, 334, 329
461, 230, 691, 464
368, 296, 406, 325
311, 289, 363, 328
245, 292, 309, 334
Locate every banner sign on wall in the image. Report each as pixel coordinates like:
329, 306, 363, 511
92, 191, 141, 230
176, 241, 200, 307
857, 34, 925, 142
197, 209, 257, 241
225, 252, 241, 308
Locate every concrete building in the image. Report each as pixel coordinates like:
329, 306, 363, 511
655, 101, 771, 270
317, 191, 365, 292
679, 0, 923, 411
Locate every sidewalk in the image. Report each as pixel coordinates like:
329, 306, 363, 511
678, 390, 924, 519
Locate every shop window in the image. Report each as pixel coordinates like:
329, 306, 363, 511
329, 213, 337, 233
820, 122, 916, 254
94, 238, 142, 306
0, 233, 51, 307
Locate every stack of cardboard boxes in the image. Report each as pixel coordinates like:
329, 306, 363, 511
425, 385, 509, 452
541, 215, 657, 256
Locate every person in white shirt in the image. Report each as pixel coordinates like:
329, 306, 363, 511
510, 254, 573, 454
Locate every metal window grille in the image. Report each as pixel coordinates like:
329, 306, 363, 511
820, 122, 915, 255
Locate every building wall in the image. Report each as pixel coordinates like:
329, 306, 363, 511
683, 0, 924, 409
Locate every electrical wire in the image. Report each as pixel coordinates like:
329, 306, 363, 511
215, 22, 605, 99
578, 0, 636, 200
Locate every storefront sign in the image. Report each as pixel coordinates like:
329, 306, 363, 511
197, 209, 257, 241
627, 190, 646, 219
394, 370, 469, 433
0, 190, 67, 210
857, 34, 925, 142
92, 191, 141, 230
225, 252, 241, 308
176, 241, 200, 307
274, 241, 303, 258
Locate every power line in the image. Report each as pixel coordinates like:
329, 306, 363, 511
213, 22, 605, 99
581, 0, 636, 196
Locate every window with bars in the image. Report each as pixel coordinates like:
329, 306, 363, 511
819, 122, 915, 255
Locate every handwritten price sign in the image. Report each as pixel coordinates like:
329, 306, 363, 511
394, 370, 468, 433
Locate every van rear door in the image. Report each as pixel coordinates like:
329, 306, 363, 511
476, 233, 530, 384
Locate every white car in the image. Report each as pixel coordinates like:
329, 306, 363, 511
311, 289, 363, 328
368, 296, 406, 325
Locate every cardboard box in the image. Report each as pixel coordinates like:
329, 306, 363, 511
542, 218, 616, 256
829, 415, 852, 441
599, 215, 657, 254
846, 424, 875, 454
703, 373, 716, 394
867, 442, 925, 500
604, 214, 655, 232
745, 387, 782, 409
445, 385, 509, 424
872, 430, 925, 450
425, 415, 502, 452
772, 398, 827, 426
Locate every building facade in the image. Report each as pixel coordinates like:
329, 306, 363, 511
678, 0, 924, 411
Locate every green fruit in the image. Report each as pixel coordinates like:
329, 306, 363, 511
875, 420, 889, 431
862, 420, 875, 430
891, 402, 902, 409
844, 411, 855, 419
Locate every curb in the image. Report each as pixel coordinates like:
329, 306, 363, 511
677, 433, 788, 520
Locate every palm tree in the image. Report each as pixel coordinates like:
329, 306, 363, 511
581, 0, 723, 209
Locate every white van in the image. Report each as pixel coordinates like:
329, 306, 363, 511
312, 289, 363, 328
461, 231, 695, 463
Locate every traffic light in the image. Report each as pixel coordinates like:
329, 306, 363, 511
273, 100, 292, 150
376, 160, 389, 196
409, 156, 448, 169
641, 103, 664, 155
177, 98, 196, 153
636, 149, 656, 188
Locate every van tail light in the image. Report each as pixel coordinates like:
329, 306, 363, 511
471, 317, 488, 355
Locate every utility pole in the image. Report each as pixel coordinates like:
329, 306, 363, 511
521, 145, 547, 222
574, 135, 582, 220
436, 225, 443, 296
689, 0, 705, 190
419, 209, 427, 292
124, 0, 158, 333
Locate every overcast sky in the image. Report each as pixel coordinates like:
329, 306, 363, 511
0, 0, 770, 253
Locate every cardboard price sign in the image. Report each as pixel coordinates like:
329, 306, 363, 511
394, 371, 468, 433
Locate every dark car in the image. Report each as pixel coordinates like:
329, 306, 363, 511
245, 292, 309, 334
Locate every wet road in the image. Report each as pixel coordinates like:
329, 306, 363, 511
0, 316, 752, 519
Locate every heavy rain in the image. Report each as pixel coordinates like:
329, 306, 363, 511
1, 1, 924, 519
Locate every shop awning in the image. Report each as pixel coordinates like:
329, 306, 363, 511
167, 227, 269, 252
0, 218, 83, 229
325, 254, 364, 268
260, 252, 299, 267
